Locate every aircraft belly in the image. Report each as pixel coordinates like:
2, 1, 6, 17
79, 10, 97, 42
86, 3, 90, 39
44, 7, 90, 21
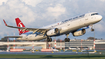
53, 21, 84, 36
17, 35, 47, 40
33, 35, 47, 40
60, 27, 80, 35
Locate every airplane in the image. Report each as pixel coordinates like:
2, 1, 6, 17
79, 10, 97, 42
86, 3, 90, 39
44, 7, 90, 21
3, 12, 102, 42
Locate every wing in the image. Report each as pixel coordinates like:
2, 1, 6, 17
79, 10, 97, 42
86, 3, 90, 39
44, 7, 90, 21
3, 19, 50, 34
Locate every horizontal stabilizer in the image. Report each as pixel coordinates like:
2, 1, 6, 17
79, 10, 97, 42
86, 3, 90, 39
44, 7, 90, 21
4, 36, 22, 38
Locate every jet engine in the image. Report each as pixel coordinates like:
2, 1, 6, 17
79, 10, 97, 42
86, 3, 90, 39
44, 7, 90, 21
55, 28, 60, 33
72, 29, 86, 36
46, 28, 60, 36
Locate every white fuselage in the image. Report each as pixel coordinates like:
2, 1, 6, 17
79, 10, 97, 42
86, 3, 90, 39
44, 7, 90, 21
17, 12, 102, 40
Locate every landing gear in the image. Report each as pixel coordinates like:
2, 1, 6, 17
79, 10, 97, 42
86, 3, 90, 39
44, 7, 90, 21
47, 37, 52, 42
64, 34, 70, 42
65, 38, 70, 42
90, 25, 94, 31
91, 28, 94, 31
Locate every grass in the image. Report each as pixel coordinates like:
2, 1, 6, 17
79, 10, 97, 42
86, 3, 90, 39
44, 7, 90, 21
0, 54, 105, 59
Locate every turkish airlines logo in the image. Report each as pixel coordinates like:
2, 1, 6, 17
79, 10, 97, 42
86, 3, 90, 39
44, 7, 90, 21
18, 22, 23, 32
17, 22, 27, 33
18, 22, 23, 27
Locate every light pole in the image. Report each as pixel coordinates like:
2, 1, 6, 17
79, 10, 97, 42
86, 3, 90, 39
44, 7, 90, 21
91, 25, 96, 50
13, 31, 15, 49
6, 32, 9, 52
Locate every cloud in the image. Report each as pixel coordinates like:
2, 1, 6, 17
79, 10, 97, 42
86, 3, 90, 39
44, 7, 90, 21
100, 0, 105, 2
22, 0, 42, 7
0, 0, 8, 5
0, 0, 38, 37
47, 4, 66, 17
95, 24, 104, 31
0, 0, 36, 25
95, 21, 105, 32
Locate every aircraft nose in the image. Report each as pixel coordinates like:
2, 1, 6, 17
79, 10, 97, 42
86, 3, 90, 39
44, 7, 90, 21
98, 15, 102, 21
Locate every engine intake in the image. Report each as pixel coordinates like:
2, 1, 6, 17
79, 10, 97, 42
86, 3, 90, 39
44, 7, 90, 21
55, 28, 59, 33
72, 29, 86, 36
46, 28, 60, 36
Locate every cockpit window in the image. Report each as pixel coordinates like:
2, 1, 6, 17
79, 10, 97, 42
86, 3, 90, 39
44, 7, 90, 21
91, 13, 98, 16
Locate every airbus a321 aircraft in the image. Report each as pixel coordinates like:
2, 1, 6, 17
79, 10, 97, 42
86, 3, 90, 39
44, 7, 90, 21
3, 12, 102, 42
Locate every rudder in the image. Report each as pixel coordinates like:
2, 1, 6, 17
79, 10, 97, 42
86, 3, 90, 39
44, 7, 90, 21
15, 18, 29, 35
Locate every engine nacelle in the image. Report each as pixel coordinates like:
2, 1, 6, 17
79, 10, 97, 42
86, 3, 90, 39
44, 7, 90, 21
72, 29, 86, 36
46, 28, 60, 36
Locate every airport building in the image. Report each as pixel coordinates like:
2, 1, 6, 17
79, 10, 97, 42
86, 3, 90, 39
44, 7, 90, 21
0, 39, 105, 51
65, 40, 93, 50
49, 39, 105, 50
95, 40, 105, 50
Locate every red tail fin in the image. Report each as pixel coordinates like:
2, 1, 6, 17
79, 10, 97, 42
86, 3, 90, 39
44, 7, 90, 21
15, 18, 29, 35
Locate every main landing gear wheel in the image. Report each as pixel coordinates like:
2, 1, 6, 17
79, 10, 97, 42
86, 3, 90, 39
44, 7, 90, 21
65, 38, 70, 42
64, 34, 70, 42
47, 37, 52, 42
91, 28, 94, 31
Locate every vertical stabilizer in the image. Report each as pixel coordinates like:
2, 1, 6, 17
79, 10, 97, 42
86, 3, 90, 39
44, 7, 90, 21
15, 18, 29, 35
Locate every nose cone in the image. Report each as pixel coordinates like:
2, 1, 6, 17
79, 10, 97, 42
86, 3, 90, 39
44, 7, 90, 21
98, 15, 102, 21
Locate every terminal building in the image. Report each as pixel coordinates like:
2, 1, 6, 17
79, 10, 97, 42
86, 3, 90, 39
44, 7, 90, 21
65, 40, 93, 50
0, 38, 105, 51
49, 39, 105, 50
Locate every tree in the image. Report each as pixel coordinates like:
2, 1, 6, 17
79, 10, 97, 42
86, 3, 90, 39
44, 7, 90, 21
87, 37, 97, 40
0, 38, 8, 42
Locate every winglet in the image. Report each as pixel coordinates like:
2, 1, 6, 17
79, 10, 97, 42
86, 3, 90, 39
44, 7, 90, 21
3, 19, 7, 26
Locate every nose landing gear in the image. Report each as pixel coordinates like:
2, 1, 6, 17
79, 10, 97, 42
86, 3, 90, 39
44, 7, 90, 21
91, 28, 94, 31
90, 25, 95, 32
